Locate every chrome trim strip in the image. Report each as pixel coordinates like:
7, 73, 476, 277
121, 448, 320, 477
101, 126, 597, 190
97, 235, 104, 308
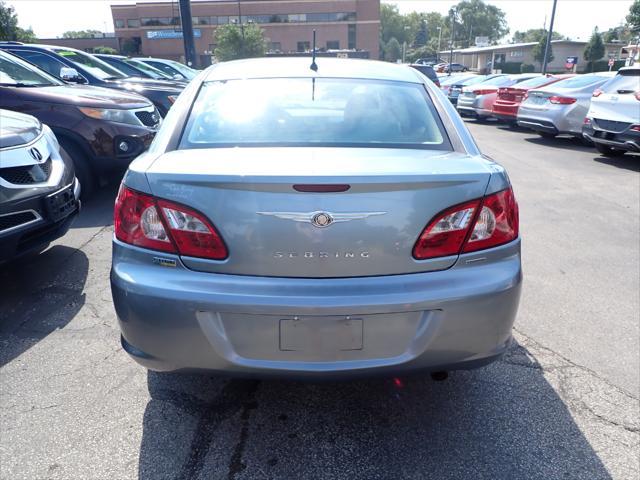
0, 209, 43, 235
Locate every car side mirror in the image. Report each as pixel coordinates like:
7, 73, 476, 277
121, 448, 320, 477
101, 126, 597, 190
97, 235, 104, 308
60, 67, 85, 83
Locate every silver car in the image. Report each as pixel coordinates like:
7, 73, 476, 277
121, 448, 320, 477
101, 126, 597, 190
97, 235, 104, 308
110, 58, 522, 378
517, 72, 616, 138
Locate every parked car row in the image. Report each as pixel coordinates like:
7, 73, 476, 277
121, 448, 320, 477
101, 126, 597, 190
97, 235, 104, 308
441, 67, 639, 157
0, 43, 196, 263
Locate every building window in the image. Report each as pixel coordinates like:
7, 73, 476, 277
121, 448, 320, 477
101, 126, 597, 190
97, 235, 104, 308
127, 19, 140, 28
114, 19, 125, 28
327, 40, 340, 50
268, 42, 282, 52
141, 17, 180, 27
307, 13, 329, 22
348, 24, 356, 49
297, 41, 310, 52
509, 50, 523, 58
495, 53, 506, 64
193, 16, 210, 25
216, 16, 228, 24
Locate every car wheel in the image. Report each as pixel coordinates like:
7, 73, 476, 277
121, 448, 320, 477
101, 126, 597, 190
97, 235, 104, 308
59, 141, 95, 199
537, 132, 556, 139
594, 142, 626, 157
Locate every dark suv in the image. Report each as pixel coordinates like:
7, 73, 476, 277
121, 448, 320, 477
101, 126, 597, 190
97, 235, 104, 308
408, 64, 440, 87
0, 43, 183, 117
0, 49, 159, 196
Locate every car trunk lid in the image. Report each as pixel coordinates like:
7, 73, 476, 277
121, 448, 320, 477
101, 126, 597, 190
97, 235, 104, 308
144, 147, 492, 278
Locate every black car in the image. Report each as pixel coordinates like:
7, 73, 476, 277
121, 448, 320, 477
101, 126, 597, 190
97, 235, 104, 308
0, 43, 183, 116
94, 54, 187, 85
0, 109, 80, 263
408, 64, 440, 87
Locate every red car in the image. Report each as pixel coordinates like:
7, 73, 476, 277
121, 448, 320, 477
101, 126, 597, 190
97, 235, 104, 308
492, 74, 575, 124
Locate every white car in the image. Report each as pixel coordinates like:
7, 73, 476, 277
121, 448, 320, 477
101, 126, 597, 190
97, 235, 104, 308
582, 67, 640, 156
133, 57, 198, 80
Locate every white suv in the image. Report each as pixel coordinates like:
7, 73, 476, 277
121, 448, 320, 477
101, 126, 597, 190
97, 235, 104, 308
583, 67, 640, 156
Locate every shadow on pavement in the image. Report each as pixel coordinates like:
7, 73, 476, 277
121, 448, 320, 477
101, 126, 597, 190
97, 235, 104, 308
71, 180, 120, 229
137, 342, 611, 480
523, 135, 595, 153
0, 246, 88, 367
593, 154, 640, 172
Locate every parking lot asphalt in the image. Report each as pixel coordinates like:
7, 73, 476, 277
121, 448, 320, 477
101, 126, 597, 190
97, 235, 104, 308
1, 122, 638, 480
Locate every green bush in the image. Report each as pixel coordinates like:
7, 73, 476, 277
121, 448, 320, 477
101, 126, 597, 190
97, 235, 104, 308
520, 63, 535, 73
587, 59, 625, 72
93, 46, 117, 54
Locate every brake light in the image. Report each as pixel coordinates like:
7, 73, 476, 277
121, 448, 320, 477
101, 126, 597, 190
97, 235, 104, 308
548, 96, 576, 104
474, 88, 497, 95
583, 117, 592, 125
114, 185, 228, 260
413, 188, 518, 259
592, 88, 604, 98
631, 125, 640, 132
635, 91, 640, 101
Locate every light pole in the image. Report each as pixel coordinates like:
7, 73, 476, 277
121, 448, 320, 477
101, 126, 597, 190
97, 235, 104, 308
542, 0, 558, 74
237, 0, 245, 57
448, 8, 457, 76
437, 26, 442, 55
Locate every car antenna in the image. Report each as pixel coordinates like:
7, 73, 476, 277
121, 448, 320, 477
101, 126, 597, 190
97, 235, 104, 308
310, 30, 318, 72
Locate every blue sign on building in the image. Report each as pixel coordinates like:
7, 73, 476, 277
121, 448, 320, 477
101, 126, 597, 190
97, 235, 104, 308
147, 29, 201, 39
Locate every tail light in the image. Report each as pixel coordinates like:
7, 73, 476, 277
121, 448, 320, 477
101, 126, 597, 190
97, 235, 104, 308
630, 125, 640, 132
635, 91, 640, 101
474, 88, 497, 95
592, 88, 604, 98
583, 117, 592, 125
114, 185, 228, 260
413, 188, 519, 260
548, 96, 576, 104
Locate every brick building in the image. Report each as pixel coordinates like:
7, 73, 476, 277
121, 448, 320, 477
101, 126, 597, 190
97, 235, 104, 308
111, 0, 380, 65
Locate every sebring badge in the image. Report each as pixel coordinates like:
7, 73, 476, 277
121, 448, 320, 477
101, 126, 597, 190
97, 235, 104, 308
257, 210, 386, 228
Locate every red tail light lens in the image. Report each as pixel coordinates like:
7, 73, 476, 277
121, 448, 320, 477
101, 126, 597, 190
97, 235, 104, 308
635, 91, 640, 101
548, 96, 577, 104
474, 88, 497, 95
114, 185, 228, 260
630, 125, 640, 132
413, 188, 519, 259
592, 88, 604, 98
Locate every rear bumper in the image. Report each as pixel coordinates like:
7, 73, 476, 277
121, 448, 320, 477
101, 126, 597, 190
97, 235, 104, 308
111, 238, 523, 378
583, 124, 640, 152
516, 117, 559, 134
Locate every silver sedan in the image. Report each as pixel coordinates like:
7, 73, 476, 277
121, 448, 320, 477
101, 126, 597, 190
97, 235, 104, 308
517, 72, 616, 138
110, 58, 522, 378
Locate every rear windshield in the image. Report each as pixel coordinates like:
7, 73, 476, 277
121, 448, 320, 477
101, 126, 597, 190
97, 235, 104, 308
459, 75, 495, 86
516, 76, 559, 89
550, 75, 605, 89
477, 76, 515, 88
600, 72, 640, 94
180, 78, 450, 150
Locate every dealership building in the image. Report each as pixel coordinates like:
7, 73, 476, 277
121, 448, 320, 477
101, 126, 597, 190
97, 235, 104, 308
110, 0, 380, 65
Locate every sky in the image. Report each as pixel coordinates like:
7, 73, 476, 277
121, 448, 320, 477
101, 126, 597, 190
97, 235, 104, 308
6, 0, 635, 42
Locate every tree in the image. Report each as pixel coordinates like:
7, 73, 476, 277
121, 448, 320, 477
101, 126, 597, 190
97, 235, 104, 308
93, 46, 118, 54
451, 0, 509, 48
584, 28, 605, 72
532, 32, 553, 70
0, 0, 37, 42
512, 28, 565, 43
627, 0, 640, 33
380, 4, 409, 45
603, 25, 632, 44
120, 38, 139, 55
414, 20, 428, 46
384, 37, 402, 63
214, 23, 266, 62
62, 29, 102, 39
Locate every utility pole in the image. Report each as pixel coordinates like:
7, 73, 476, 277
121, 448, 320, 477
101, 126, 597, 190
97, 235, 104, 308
542, 0, 558, 74
178, 0, 197, 68
437, 26, 442, 54
237, 0, 245, 57
448, 8, 456, 76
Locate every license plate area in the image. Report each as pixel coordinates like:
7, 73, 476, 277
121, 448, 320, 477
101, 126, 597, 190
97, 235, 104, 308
45, 185, 77, 222
279, 316, 363, 352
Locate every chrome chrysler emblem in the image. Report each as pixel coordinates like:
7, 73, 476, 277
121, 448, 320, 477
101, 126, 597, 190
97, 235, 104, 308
257, 211, 386, 228
29, 147, 43, 162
